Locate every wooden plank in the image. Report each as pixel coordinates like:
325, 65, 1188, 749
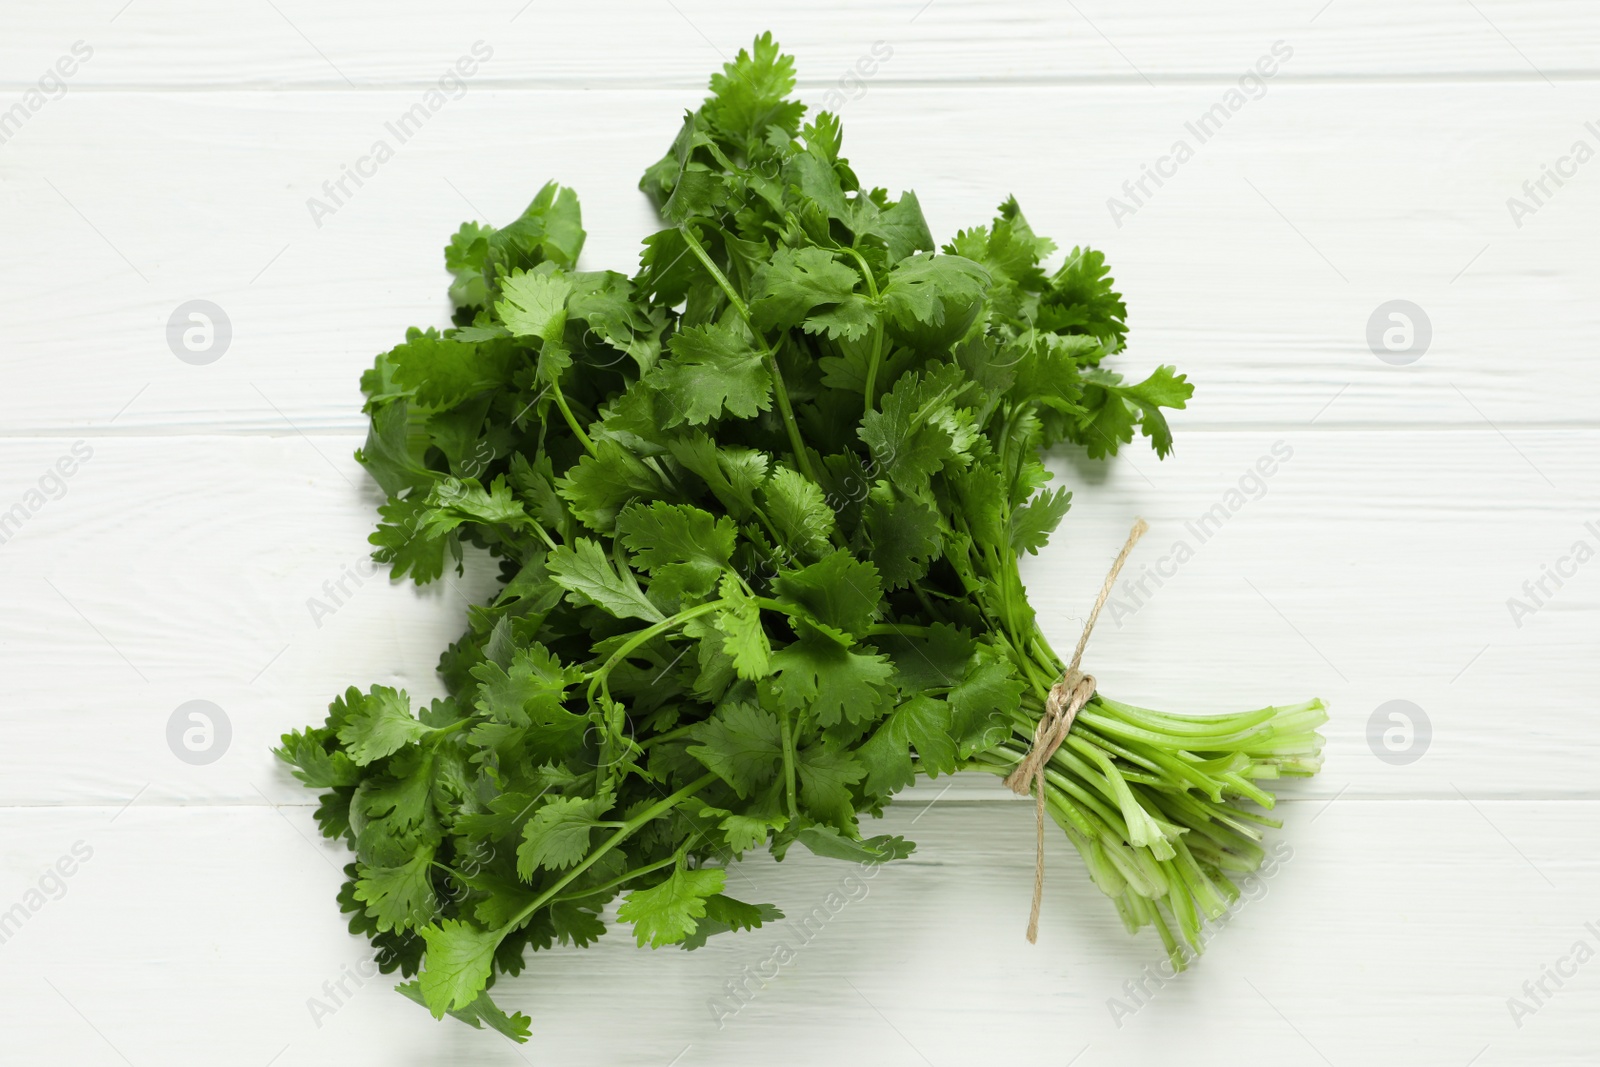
2, 799, 1595, 1064
2, 83, 1593, 434
2, 1, 1595, 89
0, 430, 1592, 804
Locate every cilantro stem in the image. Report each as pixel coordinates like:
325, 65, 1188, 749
635, 722, 696, 750
678, 225, 754, 322
778, 706, 799, 819
863, 621, 934, 637
837, 244, 887, 408
588, 595, 806, 708
909, 583, 943, 624
526, 518, 560, 554
549, 851, 680, 904
586, 598, 729, 703
677, 225, 818, 484
495, 771, 719, 940
837, 244, 880, 300
549, 381, 596, 456
431, 718, 472, 740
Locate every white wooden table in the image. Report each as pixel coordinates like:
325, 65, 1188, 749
4, 3, 1597, 1063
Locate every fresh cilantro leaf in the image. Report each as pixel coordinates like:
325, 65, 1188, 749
943, 198, 1054, 318
801, 112, 843, 162
682, 612, 738, 701
792, 824, 914, 865
356, 399, 436, 498
417, 476, 530, 538
761, 466, 836, 559
871, 191, 935, 263
470, 643, 580, 724
616, 501, 734, 600
1010, 485, 1072, 555
751, 246, 862, 336
370, 497, 457, 583
687, 701, 782, 797
336, 686, 432, 766
786, 146, 853, 225
881, 253, 989, 332
418, 920, 501, 1016
805, 296, 876, 342
946, 649, 1025, 759
650, 319, 773, 425
773, 551, 882, 637
863, 493, 942, 590
694, 802, 787, 853
857, 694, 957, 795
1077, 365, 1193, 459
1008, 333, 1098, 445
486, 181, 585, 277
874, 621, 974, 691
858, 363, 971, 495
445, 221, 494, 309
496, 269, 572, 342
517, 794, 612, 875
1117, 365, 1192, 457
705, 32, 805, 143
275, 728, 359, 788
396, 982, 531, 1043
569, 270, 666, 373
547, 538, 665, 623
712, 572, 771, 678
637, 227, 697, 306
1040, 246, 1127, 348
388, 329, 503, 409
558, 438, 665, 533
355, 845, 439, 932
770, 629, 895, 728
617, 865, 726, 948
452, 791, 543, 839
668, 434, 768, 519
796, 743, 865, 824
678, 894, 783, 950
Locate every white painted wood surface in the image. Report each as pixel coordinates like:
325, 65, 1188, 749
4, 2, 1598, 1064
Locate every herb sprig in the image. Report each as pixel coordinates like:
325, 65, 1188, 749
277, 34, 1324, 1041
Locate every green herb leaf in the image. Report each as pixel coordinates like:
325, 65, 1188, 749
547, 538, 665, 623
650, 320, 772, 425
418, 920, 501, 1016
517, 794, 612, 875
617, 865, 726, 948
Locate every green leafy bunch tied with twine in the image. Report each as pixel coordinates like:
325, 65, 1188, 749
274, 32, 1326, 1042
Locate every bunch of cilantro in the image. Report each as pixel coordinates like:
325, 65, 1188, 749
275, 34, 1326, 1041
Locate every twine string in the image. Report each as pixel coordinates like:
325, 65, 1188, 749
1003, 518, 1148, 943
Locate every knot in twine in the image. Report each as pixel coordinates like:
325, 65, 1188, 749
1003, 517, 1147, 943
